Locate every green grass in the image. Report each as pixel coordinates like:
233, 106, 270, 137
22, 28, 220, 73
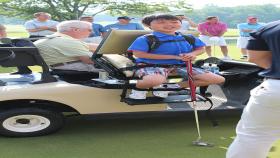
224, 29, 238, 37
5, 24, 29, 37
0, 116, 277, 158
0, 116, 239, 158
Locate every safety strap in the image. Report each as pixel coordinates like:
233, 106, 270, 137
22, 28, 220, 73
145, 34, 196, 52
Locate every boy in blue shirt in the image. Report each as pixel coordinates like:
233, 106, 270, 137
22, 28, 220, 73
128, 14, 225, 99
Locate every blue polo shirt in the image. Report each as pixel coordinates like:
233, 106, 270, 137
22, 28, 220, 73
247, 20, 280, 78
89, 23, 106, 37
237, 23, 265, 37
104, 23, 144, 31
128, 31, 205, 64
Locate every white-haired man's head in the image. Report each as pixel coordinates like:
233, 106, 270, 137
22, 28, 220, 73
57, 20, 92, 39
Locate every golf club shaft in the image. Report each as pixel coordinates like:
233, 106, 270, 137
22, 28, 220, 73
186, 61, 202, 141
193, 101, 202, 140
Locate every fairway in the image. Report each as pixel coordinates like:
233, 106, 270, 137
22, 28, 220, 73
0, 116, 240, 158
0, 116, 278, 158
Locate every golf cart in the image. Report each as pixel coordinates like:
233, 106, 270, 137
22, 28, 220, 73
0, 30, 263, 137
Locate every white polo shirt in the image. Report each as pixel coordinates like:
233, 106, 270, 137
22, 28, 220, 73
24, 19, 59, 36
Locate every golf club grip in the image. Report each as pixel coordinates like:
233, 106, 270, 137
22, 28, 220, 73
186, 61, 196, 101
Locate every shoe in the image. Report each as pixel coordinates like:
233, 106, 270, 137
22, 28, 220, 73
152, 84, 180, 98
153, 91, 169, 98
165, 83, 180, 89
129, 90, 147, 99
222, 56, 231, 60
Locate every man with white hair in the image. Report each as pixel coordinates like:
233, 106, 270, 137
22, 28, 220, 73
24, 12, 59, 39
34, 20, 98, 72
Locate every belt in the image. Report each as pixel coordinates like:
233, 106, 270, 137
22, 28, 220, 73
50, 61, 81, 67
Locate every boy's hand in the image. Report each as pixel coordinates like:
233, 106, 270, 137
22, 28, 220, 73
179, 53, 196, 61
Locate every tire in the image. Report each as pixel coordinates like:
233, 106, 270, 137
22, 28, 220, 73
0, 108, 65, 137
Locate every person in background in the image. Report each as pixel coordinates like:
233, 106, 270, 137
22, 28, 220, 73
104, 16, 144, 31
0, 24, 33, 74
237, 16, 265, 59
198, 16, 230, 59
24, 12, 59, 39
79, 16, 106, 43
226, 20, 280, 158
34, 20, 98, 72
175, 15, 197, 31
0, 24, 7, 38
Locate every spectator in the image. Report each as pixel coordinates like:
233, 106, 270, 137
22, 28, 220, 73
226, 20, 280, 158
34, 20, 98, 72
175, 15, 197, 31
79, 16, 106, 44
198, 16, 230, 59
127, 14, 225, 99
0, 24, 7, 38
104, 16, 144, 31
237, 16, 265, 59
24, 12, 59, 39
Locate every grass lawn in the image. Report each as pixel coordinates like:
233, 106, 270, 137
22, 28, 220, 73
0, 116, 277, 158
5, 24, 29, 38
0, 116, 240, 158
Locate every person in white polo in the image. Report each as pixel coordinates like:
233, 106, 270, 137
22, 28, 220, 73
24, 12, 59, 39
237, 16, 265, 59
198, 16, 230, 59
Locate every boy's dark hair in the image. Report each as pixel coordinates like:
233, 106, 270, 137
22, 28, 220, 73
142, 14, 181, 26
206, 16, 218, 20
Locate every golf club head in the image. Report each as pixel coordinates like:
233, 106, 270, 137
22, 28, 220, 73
192, 140, 214, 147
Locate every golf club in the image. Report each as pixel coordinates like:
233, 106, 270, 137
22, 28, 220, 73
186, 61, 214, 147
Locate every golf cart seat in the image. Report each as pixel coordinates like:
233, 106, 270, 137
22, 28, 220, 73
0, 47, 57, 83
93, 30, 199, 80
92, 30, 152, 80
101, 54, 135, 77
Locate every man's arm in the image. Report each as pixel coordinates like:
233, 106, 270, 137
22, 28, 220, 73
218, 30, 227, 37
242, 29, 254, 32
248, 50, 272, 69
87, 43, 99, 52
184, 17, 197, 28
78, 56, 94, 64
27, 26, 56, 32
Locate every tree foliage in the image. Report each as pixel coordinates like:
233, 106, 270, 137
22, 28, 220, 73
0, 0, 192, 21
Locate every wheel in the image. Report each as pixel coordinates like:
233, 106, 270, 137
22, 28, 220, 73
0, 108, 65, 137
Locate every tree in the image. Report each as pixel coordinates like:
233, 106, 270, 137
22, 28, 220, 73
0, 0, 192, 21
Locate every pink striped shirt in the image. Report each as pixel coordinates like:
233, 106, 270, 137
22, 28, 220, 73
198, 22, 227, 36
